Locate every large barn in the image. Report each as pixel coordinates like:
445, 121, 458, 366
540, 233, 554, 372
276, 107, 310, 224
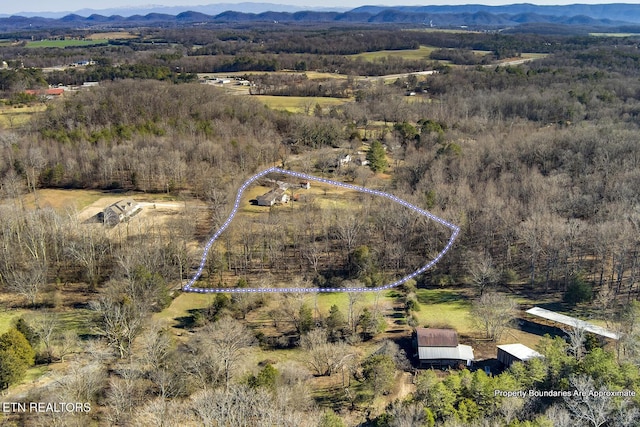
414, 328, 474, 368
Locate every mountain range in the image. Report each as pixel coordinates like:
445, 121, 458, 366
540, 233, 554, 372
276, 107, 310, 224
2, 3, 640, 31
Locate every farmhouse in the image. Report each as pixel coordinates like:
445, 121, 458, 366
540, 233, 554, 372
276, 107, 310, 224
100, 199, 141, 225
337, 154, 351, 167
497, 343, 543, 368
257, 188, 290, 206
414, 328, 474, 368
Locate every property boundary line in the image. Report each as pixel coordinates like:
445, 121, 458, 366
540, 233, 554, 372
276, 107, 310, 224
183, 167, 459, 293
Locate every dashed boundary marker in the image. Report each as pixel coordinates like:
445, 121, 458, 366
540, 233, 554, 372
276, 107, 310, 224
183, 167, 459, 293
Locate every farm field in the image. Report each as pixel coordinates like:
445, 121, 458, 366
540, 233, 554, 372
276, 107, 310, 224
85, 32, 138, 40
0, 104, 46, 129
255, 95, 351, 113
26, 39, 109, 48
589, 32, 640, 37
21, 189, 106, 212
351, 45, 437, 61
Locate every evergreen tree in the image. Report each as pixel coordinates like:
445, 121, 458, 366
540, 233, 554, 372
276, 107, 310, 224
14, 317, 39, 349
0, 350, 27, 390
366, 140, 388, 173
299, 304, 314, 335
326, 304, 346, 341
362, 353, 396, 396
0, 328, 35, 390
0, 328, 35, 366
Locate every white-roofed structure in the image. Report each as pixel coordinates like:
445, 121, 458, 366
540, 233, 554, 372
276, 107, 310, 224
415, 328, 475, 368
525, 307, 619, 340
497, 343, 543, 368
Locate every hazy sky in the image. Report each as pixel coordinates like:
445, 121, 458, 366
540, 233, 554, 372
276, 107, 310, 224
6, 0, 640, 16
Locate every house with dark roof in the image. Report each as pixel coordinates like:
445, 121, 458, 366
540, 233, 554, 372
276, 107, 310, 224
257, 188, 290, 206
100, 199, 141, 225
414, 328, 474, 368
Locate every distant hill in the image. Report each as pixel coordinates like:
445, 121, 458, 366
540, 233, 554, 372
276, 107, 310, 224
0, 3, 347, 19
2, 3, 640, 32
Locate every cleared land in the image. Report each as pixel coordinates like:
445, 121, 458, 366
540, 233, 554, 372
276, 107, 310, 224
351, 45, 437, 61
22, 189, 106, 212
26, 39, 108, 48
85, 32, 138, 40
0, 104, 46, 129
255, 95, 351, 113
590, 32, 640, 37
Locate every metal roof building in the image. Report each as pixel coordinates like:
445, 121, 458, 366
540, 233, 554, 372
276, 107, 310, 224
415, 328, 474, 368
525, 307, 619, 340
497, 343, 543, 368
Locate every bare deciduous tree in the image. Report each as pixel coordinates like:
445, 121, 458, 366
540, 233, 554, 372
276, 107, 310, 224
471, 292, 517, 341
201, 316, 255, 389
90, 285, 147, 359
300, 328, 355, 377
6, 261, 46, 306
563, 375, 616, 427
467, 251, 499, 296
562, 320, 587, 361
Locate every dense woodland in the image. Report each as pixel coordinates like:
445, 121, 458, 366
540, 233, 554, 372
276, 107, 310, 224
0, 26, 640, 426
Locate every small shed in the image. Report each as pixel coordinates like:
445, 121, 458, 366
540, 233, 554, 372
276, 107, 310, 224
497, 343, 543, 368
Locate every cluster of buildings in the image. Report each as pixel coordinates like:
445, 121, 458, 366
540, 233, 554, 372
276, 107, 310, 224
414, 306, 618, 371
23, 82, 100, 100
200, 76, 251, 86
414, 327, 542, 370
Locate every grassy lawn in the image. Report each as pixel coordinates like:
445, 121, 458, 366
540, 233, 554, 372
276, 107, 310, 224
312, 291, 391, 315
255, 95, 350, 113
0, 104, 46, 129
27, 39, 108, 48
56, 309, 96, 337
153, 291, 216, 327
85, 32, 138, 40
351, 45, 437, 61
22, 189, 107, 212
23, 365, 49, 383
0, 308, 28, 334
413, 288, 475, 334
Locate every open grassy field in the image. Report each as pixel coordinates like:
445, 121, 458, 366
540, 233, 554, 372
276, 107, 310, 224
22, 189, 106, 212
153, 292, 215, 327
85, 32, 138, 40
352, 45, 437, 61
255, 95, 351, 113
413, 288, 475, 334
520, 53, 548, 59
0, 104, 46, 129
27, 39, 108, 48
0, 308, 28, 335
590, 32, 640, 37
